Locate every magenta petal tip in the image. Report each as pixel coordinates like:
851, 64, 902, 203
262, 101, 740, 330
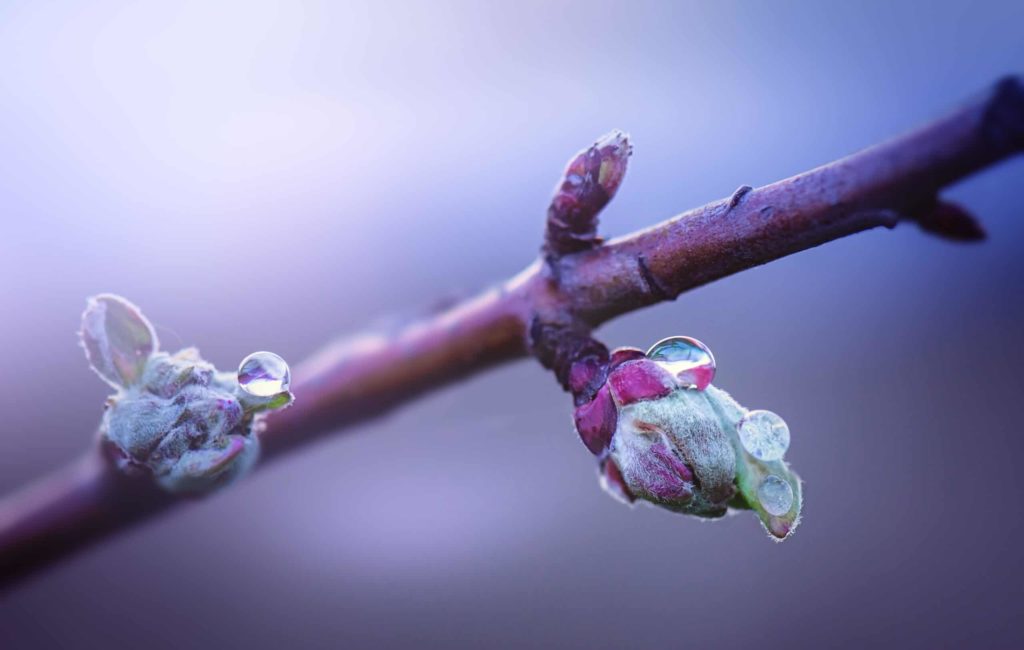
607, 359, 674, 405
609, 347, 647, 369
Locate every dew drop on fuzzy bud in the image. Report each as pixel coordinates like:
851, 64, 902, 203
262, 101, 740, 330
757, 475, 794, 516
645, 336, 716, 390
738, 409, 790, 461
237, 351, 291, 397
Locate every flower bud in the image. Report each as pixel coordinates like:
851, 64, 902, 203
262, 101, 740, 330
576, 346, 804, 540
610, 388, 735, 516
544, 130, 631, 256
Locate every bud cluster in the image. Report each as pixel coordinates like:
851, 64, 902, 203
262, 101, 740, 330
81, 295, 293, 495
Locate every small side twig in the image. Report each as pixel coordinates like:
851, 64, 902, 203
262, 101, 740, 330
1, 76, 1021, 590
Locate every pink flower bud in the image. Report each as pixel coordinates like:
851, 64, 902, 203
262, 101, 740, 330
608, 389, 737, 516
544, 131, 631, 256
573, 346, 804, 541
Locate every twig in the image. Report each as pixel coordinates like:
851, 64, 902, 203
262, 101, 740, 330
1, 76, 1021, 590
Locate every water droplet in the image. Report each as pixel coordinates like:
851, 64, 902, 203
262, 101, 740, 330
758, 475, 794, 516
237, 351, 291, 397
645, 336, 716, 390
738, 410, 790, 461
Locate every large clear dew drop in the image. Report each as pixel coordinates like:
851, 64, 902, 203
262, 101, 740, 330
738, 409, 790, 461
237, 351, 291, 397
645, 336, 716, 390
758, 475, 794, 516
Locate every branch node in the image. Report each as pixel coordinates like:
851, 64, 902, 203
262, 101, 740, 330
727, 185, 753, 210
528, 318, 608, 404
637, 255, 671, 301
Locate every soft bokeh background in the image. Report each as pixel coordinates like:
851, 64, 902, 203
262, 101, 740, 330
1, 1, 1022, 647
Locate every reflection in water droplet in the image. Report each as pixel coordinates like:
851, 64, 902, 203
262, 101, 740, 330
738, 410, 790, 461
645, 336, 716, 390
237, 351, 291, 397
758, 475, 794, 516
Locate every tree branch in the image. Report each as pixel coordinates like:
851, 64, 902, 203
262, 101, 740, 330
2, 76, 1021, 590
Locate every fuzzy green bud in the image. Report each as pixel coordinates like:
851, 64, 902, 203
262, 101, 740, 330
608, 383, 802, 540
81, 295, 293, 495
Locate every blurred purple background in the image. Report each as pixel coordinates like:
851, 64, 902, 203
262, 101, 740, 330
1, 1, 1022, 647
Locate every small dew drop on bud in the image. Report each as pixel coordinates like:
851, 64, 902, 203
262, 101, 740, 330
645, 336, 716, 390
757, 475, 794, 516
237, 351, 291, 397
738, 410, 791, 461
